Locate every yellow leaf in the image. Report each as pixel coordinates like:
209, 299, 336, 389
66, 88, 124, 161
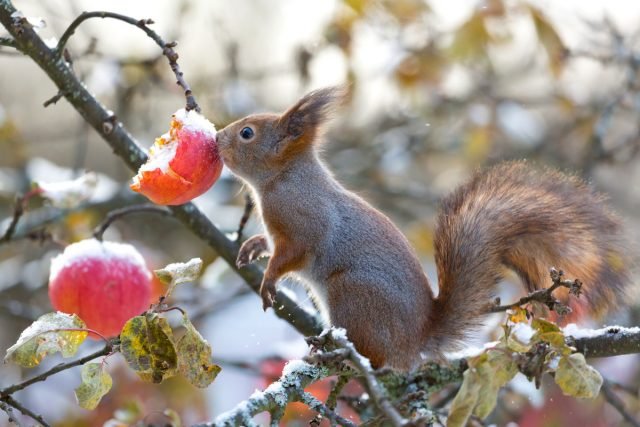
75, 363, 112, 410
530, 7, 566, 76
177, 315, 221, 388
120, 314, 178, 383
555, 353, 603, 399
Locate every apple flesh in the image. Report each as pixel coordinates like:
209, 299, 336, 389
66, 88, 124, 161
130, 109, 222, 205
48, 239, 152, 338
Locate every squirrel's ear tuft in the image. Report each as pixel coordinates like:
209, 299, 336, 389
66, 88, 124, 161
278, 86, 348, 142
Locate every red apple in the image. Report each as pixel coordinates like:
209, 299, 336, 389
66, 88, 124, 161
48, 239, 152, 338
130, 109, 222, 205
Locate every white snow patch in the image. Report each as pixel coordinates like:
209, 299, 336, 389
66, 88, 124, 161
281, 359, 308, 376
11, 11, 46, 30
445, 341, 501, 360
49, 238, 150, 282
173, 108, 217, 139
511, 322, 536, 345
43, 37, 58, 49
36, 172, 98, 209
563, 323, 640, 339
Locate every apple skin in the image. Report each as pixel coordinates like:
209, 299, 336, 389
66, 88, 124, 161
48, 239, 152, 338
131, 112, 222, 206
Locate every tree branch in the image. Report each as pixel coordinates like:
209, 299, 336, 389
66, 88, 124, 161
1, 396, 50, 427
601, 380, 640, 427
0, 344, 112, 398
567, 325, 640, 358
53, 11, 199, 112
0, 0, 323, 338
92, 204, 172, 240
0, 399, 23, 427
489, 268, 582, 314
198, 361, 331, 427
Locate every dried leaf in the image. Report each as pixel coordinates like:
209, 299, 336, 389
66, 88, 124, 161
120, 314, 177, 383
75, 362, 112, 410
154, 258, 203, 297
4, 312, 88, 368
177, 315, 221, 388
447, 350, 517, 425
555, 353, 603, 399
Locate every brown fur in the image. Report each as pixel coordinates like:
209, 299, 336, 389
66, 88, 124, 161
216, 87, 630, 370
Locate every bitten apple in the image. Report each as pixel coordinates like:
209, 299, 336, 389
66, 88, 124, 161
130, 109, 222, 205
48, 239, 152, 338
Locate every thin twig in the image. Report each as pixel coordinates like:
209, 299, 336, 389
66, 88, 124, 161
0, 344, 112, 397
300, 391, 357, 427
0, 399, 23, 427
489, 268, 582, 313
53, 11, 199, 111
0, 190, 40, 244
92, 204, 172, 240
2, 396, 50, 427
327, 330, 409, 427
235, 193, 255, 242
42, 90, 66, 107
601, 380, 640, 427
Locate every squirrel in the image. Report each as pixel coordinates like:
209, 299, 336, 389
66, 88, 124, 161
216, 86, 630, 370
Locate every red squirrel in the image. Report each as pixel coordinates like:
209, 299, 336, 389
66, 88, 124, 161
216, 87, 630, 370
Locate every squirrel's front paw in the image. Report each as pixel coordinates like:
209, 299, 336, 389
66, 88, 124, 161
236, 234, 269, 269
260, 280, 277, 311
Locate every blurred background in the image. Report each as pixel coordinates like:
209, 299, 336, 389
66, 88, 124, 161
1, 0, 640, 425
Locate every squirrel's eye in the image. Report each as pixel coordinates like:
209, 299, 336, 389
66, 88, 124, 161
240, 127, 254, 140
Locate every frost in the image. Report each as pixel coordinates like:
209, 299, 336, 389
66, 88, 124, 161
511, 322, 535, 345
36, 172, 98, 209
49, 238, 150, 283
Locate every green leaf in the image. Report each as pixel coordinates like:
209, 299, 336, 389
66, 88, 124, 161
538, 331, 566, 348
447, 367, 482, 427
120, 314, 178, 383
532, 318, 561, 333
154, 258, 203, 297
75, 362, 113, 410
177, 315, 221, 388
474, 351, 518, 419
4, 312, 88, 368
554, 353, 603, 399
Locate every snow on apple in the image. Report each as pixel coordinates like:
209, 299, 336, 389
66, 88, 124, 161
130, 109, 222, 205
48, 238, 152, 338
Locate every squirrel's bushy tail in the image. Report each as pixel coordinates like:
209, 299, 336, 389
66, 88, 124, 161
427, 161, 629, 352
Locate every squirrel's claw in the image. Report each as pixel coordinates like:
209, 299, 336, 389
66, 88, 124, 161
260, 281, 277, 311
237, 235, 270, 269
